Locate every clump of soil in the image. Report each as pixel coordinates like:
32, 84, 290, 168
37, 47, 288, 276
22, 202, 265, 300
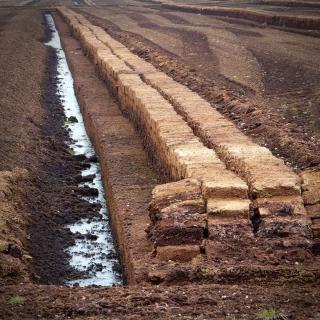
0, 168, 31, 285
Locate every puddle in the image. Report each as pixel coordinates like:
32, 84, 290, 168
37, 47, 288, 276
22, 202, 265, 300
44, 13, 122, 287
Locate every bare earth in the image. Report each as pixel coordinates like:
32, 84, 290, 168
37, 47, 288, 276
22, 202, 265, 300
0, 0, 320, 319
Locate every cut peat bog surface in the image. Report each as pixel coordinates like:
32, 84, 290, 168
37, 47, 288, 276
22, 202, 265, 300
0, 1, 320, 319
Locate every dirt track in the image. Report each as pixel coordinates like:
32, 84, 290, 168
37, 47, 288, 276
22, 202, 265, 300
0, 1, 320, 319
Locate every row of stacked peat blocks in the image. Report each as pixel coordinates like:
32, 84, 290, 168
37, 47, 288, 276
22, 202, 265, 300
58, 7, 315, 262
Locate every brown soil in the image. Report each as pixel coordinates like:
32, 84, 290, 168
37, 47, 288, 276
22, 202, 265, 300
1, 4, 320, 320
0, 8, 48, 286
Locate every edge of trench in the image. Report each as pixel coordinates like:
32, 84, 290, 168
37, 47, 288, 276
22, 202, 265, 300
44, 12, 123, 287
50, 9, 160, 285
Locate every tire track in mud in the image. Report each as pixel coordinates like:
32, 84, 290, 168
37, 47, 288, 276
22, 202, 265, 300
157, 12, 190, 25
0, 11, 15, 32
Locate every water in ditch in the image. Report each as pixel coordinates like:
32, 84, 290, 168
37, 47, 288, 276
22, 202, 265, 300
44, 13, 122, 287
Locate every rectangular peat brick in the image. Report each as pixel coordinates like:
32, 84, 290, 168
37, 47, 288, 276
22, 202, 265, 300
156, 245, 200, 262
207, 198, 250, 218
202, 171, 248, 199
149, 179, 202, 212
150, 199, 206, 222
207, 217, 254, 242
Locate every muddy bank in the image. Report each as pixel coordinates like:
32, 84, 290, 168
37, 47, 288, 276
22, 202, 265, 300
0, 8, 46, 285
25, 40, 102, 285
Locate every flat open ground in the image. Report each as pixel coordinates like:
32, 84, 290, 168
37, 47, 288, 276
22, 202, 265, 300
0, 0, 319, 319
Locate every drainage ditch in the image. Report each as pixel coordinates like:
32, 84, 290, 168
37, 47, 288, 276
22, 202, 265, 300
44, 13, 122, 287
